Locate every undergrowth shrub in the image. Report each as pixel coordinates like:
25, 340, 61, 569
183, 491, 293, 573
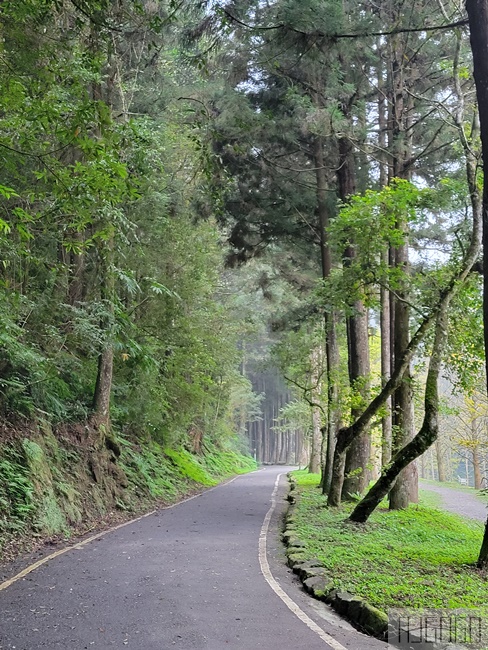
0, 447, 35, 533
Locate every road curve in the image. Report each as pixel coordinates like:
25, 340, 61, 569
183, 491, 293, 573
420, 480, 487, 521
0, 467, 386, 650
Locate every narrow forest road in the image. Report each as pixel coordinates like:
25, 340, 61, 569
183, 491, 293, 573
0, 467, 387, 650
420, 480, 487, 521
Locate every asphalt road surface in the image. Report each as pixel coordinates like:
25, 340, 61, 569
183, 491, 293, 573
420, 480, 487, 521
0, 467, 387, 650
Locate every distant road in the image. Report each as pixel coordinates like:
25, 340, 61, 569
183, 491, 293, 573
0, 466, 386, 650
420, 480, 487, 521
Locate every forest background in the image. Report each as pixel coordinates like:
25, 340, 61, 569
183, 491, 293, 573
1, 0, 488, 568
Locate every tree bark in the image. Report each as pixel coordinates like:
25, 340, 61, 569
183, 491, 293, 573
337, 134, 371, 499
309, 347, 323, 474
464, 0, 488, 568
473, 444, 483, 490
380, 248, 392, 468
435, 438, 446, 482
389, 238, 418, 508
92, 234, 115, 434
313, 135, 341, 493
387, 22, 418, 509
378, 63, 393, 467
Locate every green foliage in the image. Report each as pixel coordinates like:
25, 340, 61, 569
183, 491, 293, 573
0, 449, 35, 532
201, 444, 257, 475
324, 179, 467, 311
0, 0, 257, 469
120, 441, 185, 499
446, 274, 484, 393
274, 400, 312, 435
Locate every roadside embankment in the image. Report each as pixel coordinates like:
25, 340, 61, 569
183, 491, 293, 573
0, 421, 256, 569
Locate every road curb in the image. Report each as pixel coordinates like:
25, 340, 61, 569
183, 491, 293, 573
283, 473, 388, 641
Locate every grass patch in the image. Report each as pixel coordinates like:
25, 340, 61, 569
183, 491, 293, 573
418, 487, 443, 509
290, 470, 488, 612
164, 447, 219, 486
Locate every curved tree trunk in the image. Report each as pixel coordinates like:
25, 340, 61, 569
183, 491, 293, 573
349, 299, 449, 523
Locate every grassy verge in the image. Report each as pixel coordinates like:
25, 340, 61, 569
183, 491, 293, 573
290, 470, 488, 613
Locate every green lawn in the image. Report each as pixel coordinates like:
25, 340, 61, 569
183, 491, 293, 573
290, 471, 488, 613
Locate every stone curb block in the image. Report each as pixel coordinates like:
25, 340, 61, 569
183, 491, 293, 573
283, 473, 388, 641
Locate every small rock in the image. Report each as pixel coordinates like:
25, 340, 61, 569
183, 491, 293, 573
303, 575, 333, 599
333, 591, 356, 616
286, 552, 308, 566
357, 602, 388, 638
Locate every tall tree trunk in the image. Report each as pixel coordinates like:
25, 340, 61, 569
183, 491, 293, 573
90, 28, 115, 440
389, 239, 418, 508
387, 26, 418, 509
380, 256, 392, 467
464, 0, 488, 567
92, 235, 115, 434
337, 134, 371, 499
378, 65, 393, 467
313, 135, 341, 493
309, 347, 323, 473
310, 407, 322, 472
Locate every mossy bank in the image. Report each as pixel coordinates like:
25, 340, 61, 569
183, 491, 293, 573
0, 422, 256, 565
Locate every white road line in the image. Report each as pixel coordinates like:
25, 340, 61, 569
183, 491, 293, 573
258, 473, 349, 650
0, 474, 242, 593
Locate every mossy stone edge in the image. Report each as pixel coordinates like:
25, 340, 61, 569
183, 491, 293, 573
283, 473, 388, 641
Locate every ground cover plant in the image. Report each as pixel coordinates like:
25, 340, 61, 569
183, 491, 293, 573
290, 471, 488, 612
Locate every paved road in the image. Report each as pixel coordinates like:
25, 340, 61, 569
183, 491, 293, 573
0, 467, 387, 650
420, 480, 487, 521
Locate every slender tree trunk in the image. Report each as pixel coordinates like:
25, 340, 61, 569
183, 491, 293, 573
387, 24, 418, 509
389, 238, 418, 508
92, 235, 115, 433
90, 26, 115, 441
473, 443, 483, 490
435, 438, 446, 482
378, 65, 393, 467
310, 409, 322, 472
309, 347, 323, 473
380, 249, 392, 467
